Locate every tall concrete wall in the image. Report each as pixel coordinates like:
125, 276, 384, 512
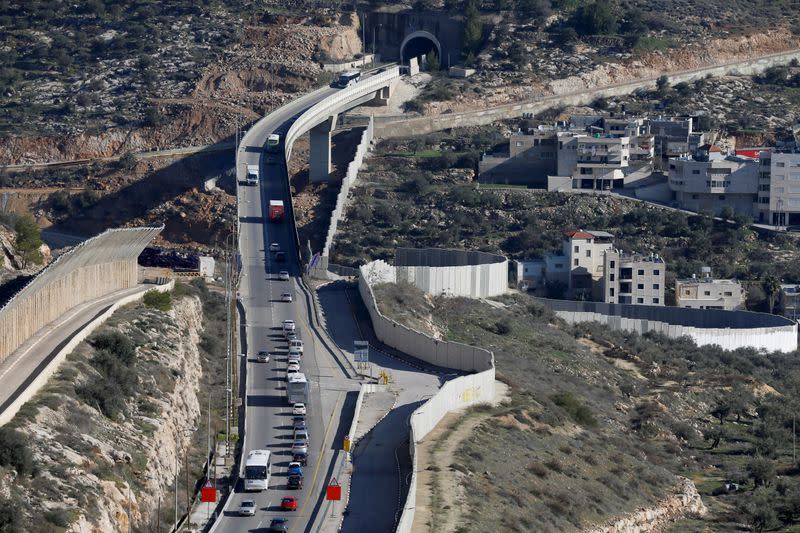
310, 116, 374, 276
375, 48, 800, 138
538, 298, 798, 352
0, 226, 163, 363
358, 259, 496, 533
395, 248, 508, 298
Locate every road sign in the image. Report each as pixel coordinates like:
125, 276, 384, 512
354, 340, 369, 363
343, 436, 351, 452
201, 482, 217, 503
326, 478, 341, 501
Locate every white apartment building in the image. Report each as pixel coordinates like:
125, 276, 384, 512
675, 268, 745, 310
757, 152, 800, 226
561, 230, 614, 300
603, 250, 666, 306
571, 135, 631, 191
668, 154, 758, 217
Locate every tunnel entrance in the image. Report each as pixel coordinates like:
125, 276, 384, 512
400, 30, 442, 67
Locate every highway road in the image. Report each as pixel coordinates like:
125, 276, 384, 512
213, 85, 357, 533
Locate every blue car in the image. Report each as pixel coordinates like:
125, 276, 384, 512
287, 461, 303, 477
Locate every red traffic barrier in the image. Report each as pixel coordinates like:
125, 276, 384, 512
201, 482, 217, 503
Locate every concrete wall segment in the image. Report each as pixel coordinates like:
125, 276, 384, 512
0, 225, 163, 362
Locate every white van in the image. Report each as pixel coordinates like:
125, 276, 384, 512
289, 339, 304, 356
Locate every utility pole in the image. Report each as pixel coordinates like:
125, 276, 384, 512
174, 453, 178, 529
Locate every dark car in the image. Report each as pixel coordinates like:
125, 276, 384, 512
293, 452, 308, 466
276, 252, 286, 263
269, 518, 289, 533
287, 475, 303, 489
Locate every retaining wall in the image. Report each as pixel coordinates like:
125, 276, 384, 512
375, 49, 800, 138
358, 259, 496, 533
537, 298, 798, 352
0, 226, 163, 363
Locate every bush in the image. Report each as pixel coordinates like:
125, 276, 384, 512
0, 428, 36, 476
550, 392, 597, 427
143, 289, 172, 311
77, 331, 140, 419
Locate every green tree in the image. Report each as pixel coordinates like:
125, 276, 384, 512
426, 49, 440, 72
762, 275, 781, 313
739, 487, 780, 533
13, 214, 43, 268
711, 398, 731, 425
462, 0, 483, 59
655, 75, 670, 97
747, 456, 776, 488
576, 0, 618, 35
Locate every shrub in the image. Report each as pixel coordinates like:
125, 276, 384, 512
0, 428, 36, 476
550, 392, 597, 427
143, 289, 172, 311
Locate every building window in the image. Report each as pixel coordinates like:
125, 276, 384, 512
724, 291, 732, 296
637, 283, 644, 289
777, 162, 785, 167
684, 290, 690, 295
586, 250, 591, 257
610, 261, 615, 268
637, 269, 644, 275
574, 245, 579, 253
692, 169, 700, 174
704, 291, 711, 296
574, 259, 579, 266
610, 288, 615, 296
637, 297, 644, 303
654, 269, 660, 275
653, 284, 660, 289
610, 273, 615, 281
653, 298, 659, 304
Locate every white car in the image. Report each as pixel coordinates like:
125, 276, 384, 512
282, 292, 293, 302
239, 499, 256, 516
270, 243, 280, 252
293, 403, 306, 415
282, 319, 295, 332
287, 362, 300, 372
279, 271, 290, 281
294, 429, 309, 442
288, 356, 301, 366
286, 367, 299, 379
256, 351, 270, 363
289, 339, 304, 355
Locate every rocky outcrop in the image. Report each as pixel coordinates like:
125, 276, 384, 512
585, 477, 707, 533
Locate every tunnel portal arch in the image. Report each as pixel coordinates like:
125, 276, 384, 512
400, 30, 442, 66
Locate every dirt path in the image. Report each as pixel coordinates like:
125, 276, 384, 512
411, 381, 509, 533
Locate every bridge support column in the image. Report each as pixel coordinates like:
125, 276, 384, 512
309, 114, 337, 183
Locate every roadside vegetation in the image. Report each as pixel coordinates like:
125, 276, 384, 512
333, 128, 800, 310
374, 282, 800, 531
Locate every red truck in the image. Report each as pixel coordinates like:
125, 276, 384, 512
269, 200, 285, 222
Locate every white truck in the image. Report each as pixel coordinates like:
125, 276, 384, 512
246, 165, 259, 186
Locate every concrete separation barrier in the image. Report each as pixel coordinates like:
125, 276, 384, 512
0, 225, 163, 363
0, 280, 174, 427
310, 116, 375, 277
374, 48, 800, 138
537, 297, 798, 352
358, 258, 496, 533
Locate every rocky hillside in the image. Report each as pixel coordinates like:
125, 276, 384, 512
0, 292, 206, 532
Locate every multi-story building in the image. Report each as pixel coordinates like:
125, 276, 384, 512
675, 268, 745, 310
779, 284, 800, 320
648, 117, 704, 157
756, 152, 800, 226
571, 135, 631, 190
668, 151, 758, 217
603, 250, 665, 306
561, 230, 614, 299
